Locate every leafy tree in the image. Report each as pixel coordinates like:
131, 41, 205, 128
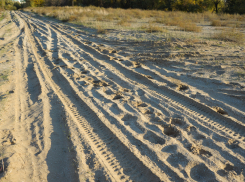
20, 0, 245, 14
33, 0, 45, 6
213, 0, 220, 13
1, 0, 5, 8
225, 0, 245, 14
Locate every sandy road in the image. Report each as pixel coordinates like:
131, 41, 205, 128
0, 10, 245, 181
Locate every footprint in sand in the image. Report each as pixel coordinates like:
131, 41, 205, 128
190, 163, 216, 181
91, 80, 109, 87
0, 130, 16, 146
78, 80, 89, 86
170, 117, 186, 126
189, 144, 212, 158
161, 145, 178, 153
136, 88, 145, 96
73, 73, 81, 80
143, 131, 165, 145
185, 126, 206, 140
113, 94, 123, 100
112, 92, 123, 100
167, 152, 189, 169
132, 61, 141, 68
177, 84, 189, 91
102, 49, 110, 54
218, 163, 242, 178
121, 114, 145, 134
140, 107, 154, 114
103, 88, 114, 95
226, 139, 240, 149
122, 60, 133, 67
133, 101, 147, 108
81, 70, 89, 74
109, 103, 122, 115
145, 123, 161, 133
162, 125, 180, 138
119, 87, 129, 93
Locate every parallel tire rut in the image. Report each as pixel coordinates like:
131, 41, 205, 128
7, 10, 245, 182
15, 11, 162, 182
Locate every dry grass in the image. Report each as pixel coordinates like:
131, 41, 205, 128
213, 28, 245, 44
97, 25, 107, 34
211, 20, 244, 28
23, 6, 245, 43
211, 20, 222, 26
179, 22, 202, 32
117, 18, 131, 27
24, 6, 245, 26
145, 24, 167, 33
208, 12, 245, 28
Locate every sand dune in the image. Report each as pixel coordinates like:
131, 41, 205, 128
0, 10, 245, 182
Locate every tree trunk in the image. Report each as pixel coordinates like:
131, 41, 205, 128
126, 0, 131, 8
113, 0, 116, 8
215, 2, 218, 13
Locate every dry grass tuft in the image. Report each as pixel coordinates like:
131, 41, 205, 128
97, 25, 107, 34
213, 28, 244, 44
146, 24, 167, 33
179, 22, 202, 32
211, 20, 222, 26
22, 6, 245, 43
68, 15, 77, 22
117, 18, 131, 27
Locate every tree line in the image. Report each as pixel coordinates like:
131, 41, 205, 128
1, 0, 245, 14
1, 0, 23, 10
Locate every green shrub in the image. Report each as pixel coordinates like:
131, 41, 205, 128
13, 2, 22, 9
5, 4, 16, 10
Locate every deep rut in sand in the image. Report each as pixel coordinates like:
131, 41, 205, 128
1, 10, 245, 182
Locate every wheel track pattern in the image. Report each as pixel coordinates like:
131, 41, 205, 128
74, 32, 245, 137
42, 18, 245, 144
13, 25, 49, 180
42, 15, 245, 168
0, 11, 23, 47
16, 11, 245, 181
25, 7, 245, 166
15, 12, 163, 182
25, 21, 195, 181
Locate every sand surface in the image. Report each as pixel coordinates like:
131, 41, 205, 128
0, 10, 245, 182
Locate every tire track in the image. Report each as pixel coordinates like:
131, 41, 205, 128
14, 28, 48, 181
15, 11, 245, 181
22, 15, 199, 181
16, 12, 164, 182
22, 7, 245, 169
48, 21, 245, 143
0, 11, 23, 47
